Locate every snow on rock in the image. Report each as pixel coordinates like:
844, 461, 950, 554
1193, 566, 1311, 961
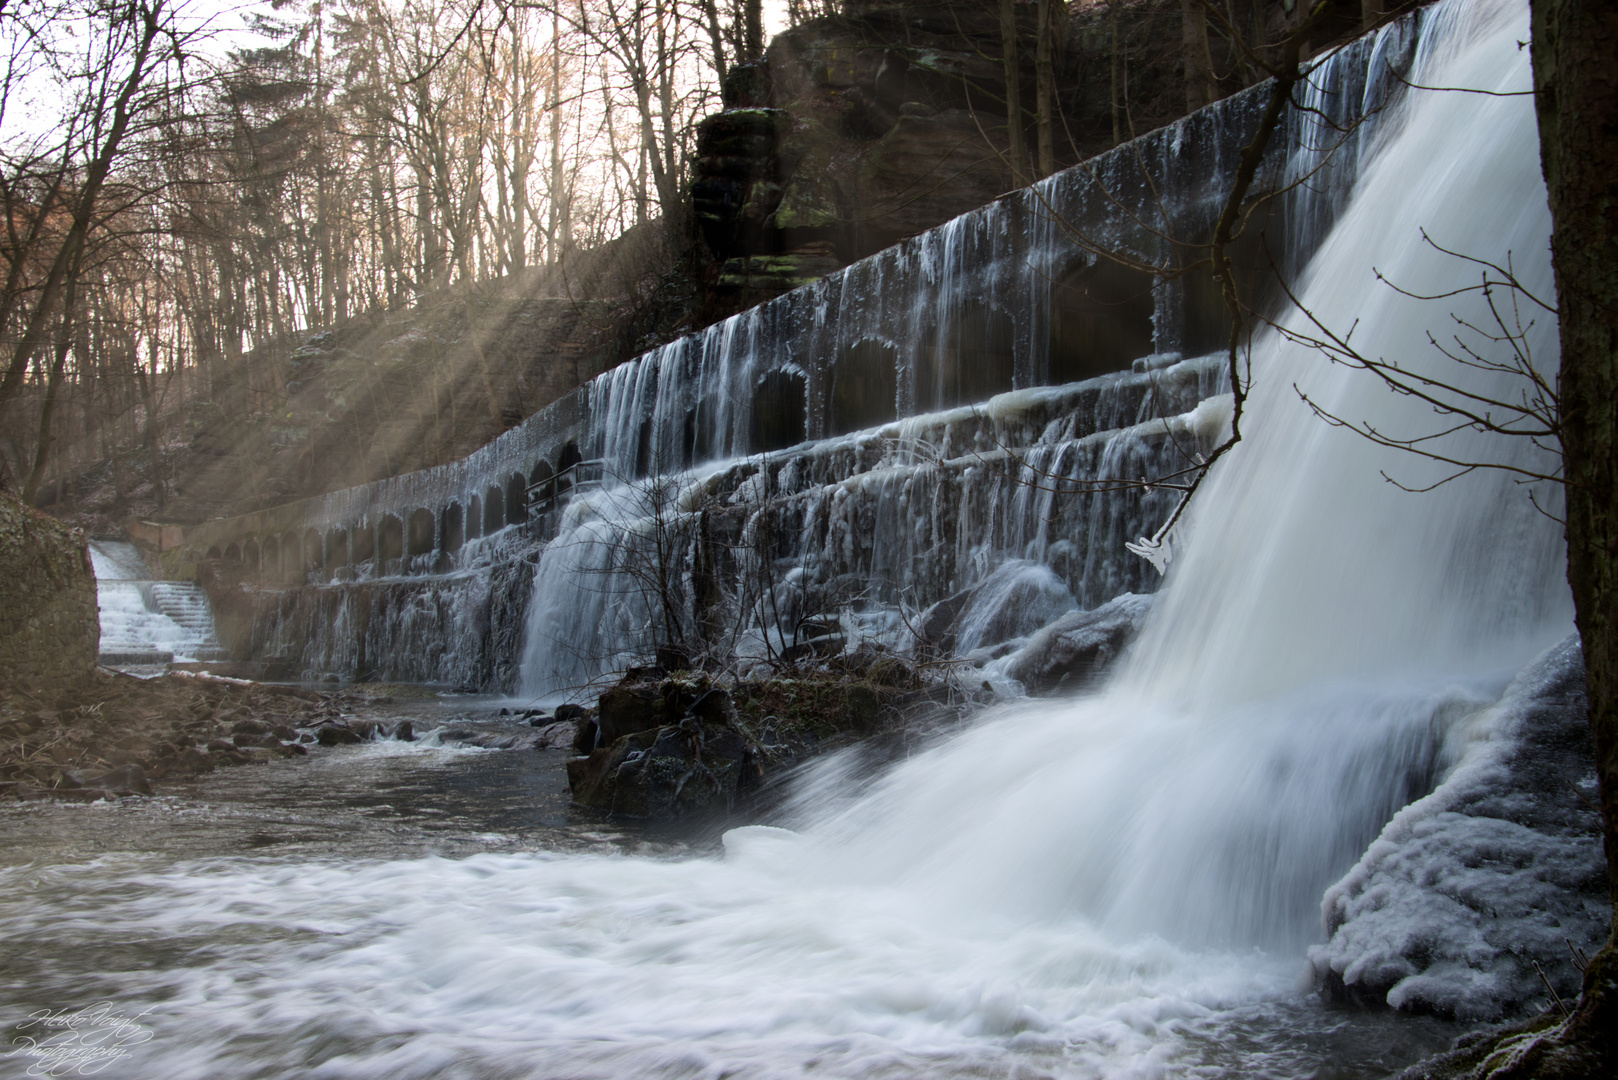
997, 592, 1155, 694
914, 560, 1079, 658
1308, 635, 1609, 1020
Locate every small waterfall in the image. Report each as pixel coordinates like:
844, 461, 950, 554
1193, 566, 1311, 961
517, 360, 1229, 696
90, 540, 225, 666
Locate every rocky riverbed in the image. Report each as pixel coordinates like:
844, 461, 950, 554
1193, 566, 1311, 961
0, 671, 411, 801
0, 693, 671, 868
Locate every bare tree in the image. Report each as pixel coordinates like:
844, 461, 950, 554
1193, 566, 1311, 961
0, 0, 198, 415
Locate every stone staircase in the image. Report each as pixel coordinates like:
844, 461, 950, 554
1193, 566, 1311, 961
90, 541, 232, 669
148, 581, 229, 661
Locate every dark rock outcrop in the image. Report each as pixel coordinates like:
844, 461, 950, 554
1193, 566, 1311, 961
688, 0, 1205, 322
568, 682, 765, 818
567, 713, 765, 819
567, 660, 970, 820
594, 671, 734, 745
688, 0, 1374, 325
0, 492, 97, 692
596, 682, 667, 746
691, 2, 1034, 319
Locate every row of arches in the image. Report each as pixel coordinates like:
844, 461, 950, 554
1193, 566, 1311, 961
205, 510, 440, 582
197, 439, 598, 582
205, 498, 522, 582
740, 258, 1161, 456
193, 255, 1178, 580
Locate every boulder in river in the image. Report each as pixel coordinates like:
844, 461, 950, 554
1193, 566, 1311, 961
568, 687, 763, 818
315, 724, 362, 746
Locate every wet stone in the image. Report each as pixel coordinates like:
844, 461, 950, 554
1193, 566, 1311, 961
566, 716, 764, 820
316, 725, 363, 746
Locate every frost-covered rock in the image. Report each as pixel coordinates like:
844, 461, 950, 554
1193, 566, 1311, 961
1308, 636, 1609, 1020
1000, 592, 1154, 693
916, 560, 1079, 656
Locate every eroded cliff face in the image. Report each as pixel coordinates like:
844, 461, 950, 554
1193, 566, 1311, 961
0, 491, 97, 691
688, 0, 1377, 323
689, 0, 1186, 320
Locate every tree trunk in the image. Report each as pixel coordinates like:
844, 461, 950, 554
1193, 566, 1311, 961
21, 321, 71, 504
0, 2, 162, 413
1034, 0, 1055, 178
550, 10, 570, 266
744, 0, 763, 62
21, 255, 83, 504
1181, 0, 1214, 112
133, 366, 163, 510
1510, 0, 1618, 1073
998, 0, 1027, 186
1110, 0, 1124, 145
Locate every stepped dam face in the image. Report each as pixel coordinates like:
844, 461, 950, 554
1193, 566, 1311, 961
90, 540, 225, 668
180, 9, 1423, 693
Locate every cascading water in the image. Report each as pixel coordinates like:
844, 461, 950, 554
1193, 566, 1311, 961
89, 540, 224, 665
515, 360, 1238, 697
233, 0, 1417, 692
1123, 0, 1569, 706
0, 2, 1585, 1076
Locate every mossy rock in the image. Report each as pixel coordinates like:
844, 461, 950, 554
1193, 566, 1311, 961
566, 717, 761, 819
729, 673, 912, 762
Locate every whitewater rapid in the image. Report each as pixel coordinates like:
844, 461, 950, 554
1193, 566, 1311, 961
0, 1, 1574, 1077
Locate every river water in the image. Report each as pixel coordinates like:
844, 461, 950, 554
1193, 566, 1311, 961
0, 698, 1472, 1080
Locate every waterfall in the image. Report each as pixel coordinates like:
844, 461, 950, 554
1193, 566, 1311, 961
50, 4, 1587, 1075
515, 361, 1229, 697
782, 0, 1569, 957
234, 0, 1431, 690
504, 0, 1462, 700
1123, 0, 1568, 707
90, 540, 225, 665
